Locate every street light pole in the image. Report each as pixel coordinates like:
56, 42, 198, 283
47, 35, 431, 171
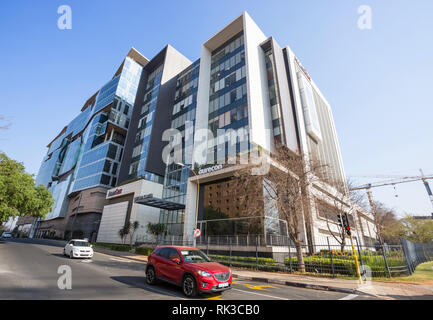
176, 162, 199, 246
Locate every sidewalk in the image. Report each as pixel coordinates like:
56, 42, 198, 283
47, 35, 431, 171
230, 269, 433, 300
94, 248, 433, 300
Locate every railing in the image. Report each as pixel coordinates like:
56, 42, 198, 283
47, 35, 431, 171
135, 234, 433, 278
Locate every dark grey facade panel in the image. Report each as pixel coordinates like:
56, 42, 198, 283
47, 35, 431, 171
145, 76, 178, 177
282, 47, 301, 149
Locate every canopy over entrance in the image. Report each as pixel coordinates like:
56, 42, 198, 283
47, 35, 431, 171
134, 194, 185, 211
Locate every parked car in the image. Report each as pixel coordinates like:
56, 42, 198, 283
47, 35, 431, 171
63, 239, 94, 259
1, 232, 12, 239
145, 246, 232, 297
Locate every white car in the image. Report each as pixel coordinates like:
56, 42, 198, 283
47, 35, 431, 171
1, 232, 12, 239
63, 239, 94, 259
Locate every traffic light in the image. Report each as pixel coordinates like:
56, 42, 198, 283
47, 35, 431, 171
342, 213, 351, 236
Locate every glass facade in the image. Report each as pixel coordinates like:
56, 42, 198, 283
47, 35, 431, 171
264, 46, 285, 145
35, 55, 144, 221
159, 60, 200, 234
207, 32, 249, 164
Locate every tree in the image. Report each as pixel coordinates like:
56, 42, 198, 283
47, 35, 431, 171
0, 153, 53, 222
399, 216, 433, 243
118, 226, 129, 244
234, 145, 328, 273
371, 201, 398, 243
319, 179, 366, 252
147, 222, 166, 242
128, 221, 140, 245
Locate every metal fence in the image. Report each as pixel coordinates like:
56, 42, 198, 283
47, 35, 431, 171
135, 234, 433, 278
401, 238, 433, 274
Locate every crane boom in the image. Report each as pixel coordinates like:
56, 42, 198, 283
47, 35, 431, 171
350, 169, 433, 215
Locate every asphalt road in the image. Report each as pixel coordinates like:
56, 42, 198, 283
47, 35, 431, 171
0, 239, 377, 300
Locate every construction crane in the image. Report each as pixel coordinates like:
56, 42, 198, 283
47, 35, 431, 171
350, 169, 433, 220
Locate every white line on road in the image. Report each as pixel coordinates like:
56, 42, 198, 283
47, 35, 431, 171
232, 288, 289, 300
109, 257, 131, 263
339, 294, 358, 300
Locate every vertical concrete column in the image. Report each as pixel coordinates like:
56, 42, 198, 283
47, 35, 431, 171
183, 178, 199, 244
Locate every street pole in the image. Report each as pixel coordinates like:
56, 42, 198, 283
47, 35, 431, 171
349, 233, 362, 283
177, 162, 199, 247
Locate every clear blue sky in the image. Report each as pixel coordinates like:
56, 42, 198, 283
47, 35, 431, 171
0, 0, 432, 217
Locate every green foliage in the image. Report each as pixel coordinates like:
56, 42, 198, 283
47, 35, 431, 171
0, 153, 54, 222
93, 242, 132, 251
135, 246, 155, 256
285, 253, 407, 276
209, 254, 276, 266
147, 222, 166, 236
401, 217, 433, 243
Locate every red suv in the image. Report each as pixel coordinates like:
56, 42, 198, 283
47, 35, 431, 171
145, 246, 232, 297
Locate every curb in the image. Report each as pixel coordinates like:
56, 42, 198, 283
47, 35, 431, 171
232, 273, 367, 295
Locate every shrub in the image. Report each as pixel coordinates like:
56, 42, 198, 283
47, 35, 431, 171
135, 246, 154, 256
209, 254, 277, 271
93, 242, 132, 252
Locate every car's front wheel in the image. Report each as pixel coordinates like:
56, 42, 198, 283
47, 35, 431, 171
146, 266, 157, 285
182, 275, 197, 298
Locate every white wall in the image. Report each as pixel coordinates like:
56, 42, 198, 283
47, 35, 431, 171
97, 201, 129, 243
98, 179, 163, 244
243, 12, 273, 151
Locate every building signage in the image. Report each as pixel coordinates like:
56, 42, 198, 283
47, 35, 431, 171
294, 57, 311, 81
198, 164, 223, 175
108, 188, 123, 197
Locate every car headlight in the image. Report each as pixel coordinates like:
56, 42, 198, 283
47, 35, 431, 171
197, 270, 212, 277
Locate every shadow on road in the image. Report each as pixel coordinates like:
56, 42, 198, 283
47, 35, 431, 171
111, 276, 187, 299
111, 276, 224, 300
7, 238, 66, 248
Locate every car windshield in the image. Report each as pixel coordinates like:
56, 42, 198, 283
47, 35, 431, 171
73, 241, 90, 247
180, 250, 211, 263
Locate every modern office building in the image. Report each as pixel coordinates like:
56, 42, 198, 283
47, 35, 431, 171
96, 45, 194, 244
96, 12, 376, 247
33, 48, 148, 240
32, 11, 376, 246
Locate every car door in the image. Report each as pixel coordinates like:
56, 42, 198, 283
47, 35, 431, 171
153, 248, 170, 278
160, 248, 184, 284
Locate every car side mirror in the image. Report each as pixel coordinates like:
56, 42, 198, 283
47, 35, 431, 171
172, 258, 180, 264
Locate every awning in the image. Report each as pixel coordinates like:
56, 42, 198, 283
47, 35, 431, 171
134, 194, 185, 210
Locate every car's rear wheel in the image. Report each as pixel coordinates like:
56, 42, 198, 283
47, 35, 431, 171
146, 266, 157, 285
182, 275, 197, 298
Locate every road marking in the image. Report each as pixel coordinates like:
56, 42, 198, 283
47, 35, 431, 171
207, 295, 224, 300
232, 288, 288, 300
234, 282, 276, 291
339, 294, 358, 300
109, 257, 131, 263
